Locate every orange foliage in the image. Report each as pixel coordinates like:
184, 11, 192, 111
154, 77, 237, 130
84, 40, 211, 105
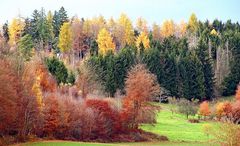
215, 101, 232, 120
122, 64, 160, 129
235, 84, 240, 100
43, 94, 60, 136
199, 101, 211, 117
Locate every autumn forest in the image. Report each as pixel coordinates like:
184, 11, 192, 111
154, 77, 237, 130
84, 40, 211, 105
0, 4, 240, 146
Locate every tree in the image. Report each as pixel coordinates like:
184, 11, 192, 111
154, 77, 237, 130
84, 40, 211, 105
2, 21, 9, 42
177, 20, 187, 37
45, 57, 68, 84
135, 31, 150, 50
188, 13, 198, 33
18, 34, 34, 61
8, 17, 25, 46
118, 13, 135, 47
152, 23, 161, 41
222, 32, 240, 96
122, 64, 160, 129
58, 22, 73, 53
199, 101, 211, 119
160, 20, 175, 38
177, 98, 198, 119
53, 7, 68, 37
196, 39, 215, 100
136, 17, 148, 33
96, 28, 115, 56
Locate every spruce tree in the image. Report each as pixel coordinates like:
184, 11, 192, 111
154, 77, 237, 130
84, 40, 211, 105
196, 39, 215, 100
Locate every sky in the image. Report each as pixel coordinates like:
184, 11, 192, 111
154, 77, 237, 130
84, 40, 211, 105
0, 0, 239, 25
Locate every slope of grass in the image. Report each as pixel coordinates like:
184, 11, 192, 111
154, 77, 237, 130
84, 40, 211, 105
141, 103, 216, 142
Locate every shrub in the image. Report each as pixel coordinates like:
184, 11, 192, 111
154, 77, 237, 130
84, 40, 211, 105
235, 84, 240, 100
177, 98, 198, 119
199, 101, 211, 119
45, 57, 68, 84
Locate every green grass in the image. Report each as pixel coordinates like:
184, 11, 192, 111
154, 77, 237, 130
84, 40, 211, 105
141, 103, 217, 142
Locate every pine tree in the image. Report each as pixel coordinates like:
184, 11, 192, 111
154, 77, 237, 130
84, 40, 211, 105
53, 7, 68, 37
196, 39, 215, 100
18, 34, 34, 61
8, 17, 25, 46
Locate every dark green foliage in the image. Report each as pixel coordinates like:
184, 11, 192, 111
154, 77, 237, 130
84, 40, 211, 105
18, 34, 34, 61
67, 71, 76, 85
2, 21, 9, 42
222, 32, 240, 96
45, 57, 68, 84
179, 53, 205, 100
53, 7, 68, 37
196, 39, 215, 100
90, 40, 98, 56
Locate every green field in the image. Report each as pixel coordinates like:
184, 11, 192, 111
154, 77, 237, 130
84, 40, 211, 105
141, 103, 216, 142
19, 103, 219, 146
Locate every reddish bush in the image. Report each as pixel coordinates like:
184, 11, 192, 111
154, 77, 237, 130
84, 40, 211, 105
85, 99, 121, 139
231, 100, 240, 124
199, 101, 211, 118
43, 94, 60, 137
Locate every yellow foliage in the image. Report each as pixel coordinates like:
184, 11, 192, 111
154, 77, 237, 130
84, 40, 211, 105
58, 22, 73, 53
9, 17, 25, 46
179, 20, 187, 37
118, 13, 135, 46
188, 13, 198, 32
215, 102, 224, 118
160, 20, 175, 38
136, 31, 150, 49
32, 73, 43, 111
210, 29, 218, 36
96, 28, 115, 55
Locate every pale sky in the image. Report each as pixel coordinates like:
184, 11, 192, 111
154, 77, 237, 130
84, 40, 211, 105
0, 0, 239, 25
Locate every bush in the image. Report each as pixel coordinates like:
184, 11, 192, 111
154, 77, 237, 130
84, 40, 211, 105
45, 57, 68, 84
177, 98, 198, 119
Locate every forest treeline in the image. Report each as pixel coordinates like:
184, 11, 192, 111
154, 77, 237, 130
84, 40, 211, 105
0, 7, 240, 100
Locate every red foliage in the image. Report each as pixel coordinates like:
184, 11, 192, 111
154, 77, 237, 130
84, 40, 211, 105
43, 94, 60, 137
85, 99, 121, 138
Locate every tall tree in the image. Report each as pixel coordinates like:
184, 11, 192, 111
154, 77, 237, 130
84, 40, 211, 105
8, 17, 25, 46
196, 39, 215, 100
58, 22, 73, 53
96, 28, 115, 56
118, 13, 135, 47
18, 34, 34, 61
188, 13, 198, 33
160, 19, 175, 38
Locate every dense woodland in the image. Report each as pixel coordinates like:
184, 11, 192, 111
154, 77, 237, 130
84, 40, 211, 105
0, 7, 240, 145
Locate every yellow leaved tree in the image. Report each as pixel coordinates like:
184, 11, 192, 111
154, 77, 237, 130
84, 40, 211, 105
152, 23, 161, 41
118, 13, 135, 46
96, 28, 115, 55
188, 13, 198, 33
160, 20, 175, 38
136, 17, 148, 33
9, 17, 25, 46
136, 31, 150, 50
58, 22, 73, 53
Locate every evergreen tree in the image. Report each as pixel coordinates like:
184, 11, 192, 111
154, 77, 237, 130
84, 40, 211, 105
179, 53, 205, 100
222, 32, 240, 96
53, 7, 68, 37
18, 34, 34, 61
196, 39, 215, 100
2, 21, 9, 42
